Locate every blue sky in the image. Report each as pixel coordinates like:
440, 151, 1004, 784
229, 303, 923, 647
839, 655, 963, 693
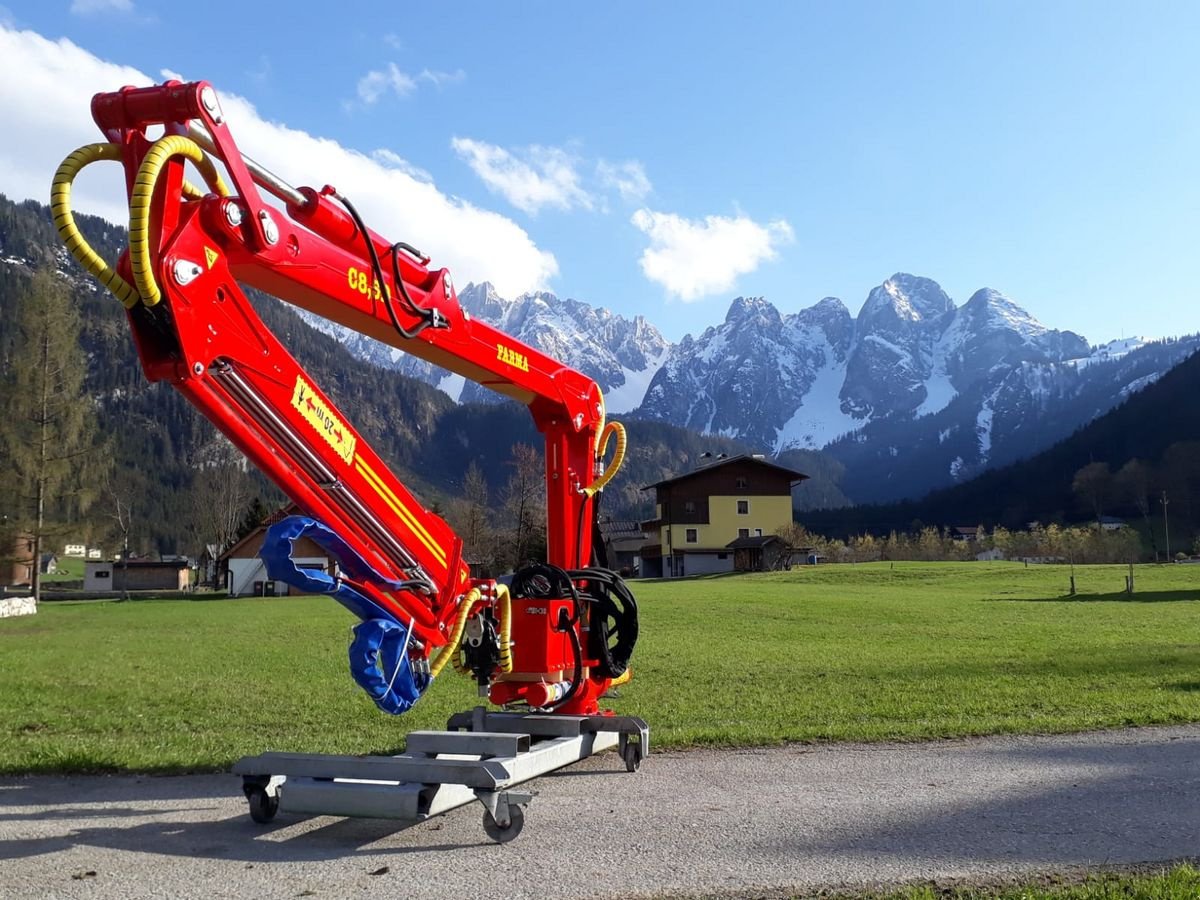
2, 2, 1198, 344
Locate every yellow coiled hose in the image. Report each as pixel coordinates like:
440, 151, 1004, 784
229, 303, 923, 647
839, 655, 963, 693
51, 143, 141, 308
51, 136, 228, 310
583, 419, 627, 498
129, 135, 229, 306
431, 585, 514, 679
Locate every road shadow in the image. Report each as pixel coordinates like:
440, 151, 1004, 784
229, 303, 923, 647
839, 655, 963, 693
0, 802, 483, 863
760, 733, 1200, 868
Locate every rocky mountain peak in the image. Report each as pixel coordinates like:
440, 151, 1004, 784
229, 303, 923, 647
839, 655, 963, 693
724, 296, 782, 329
860, 273, 955, 326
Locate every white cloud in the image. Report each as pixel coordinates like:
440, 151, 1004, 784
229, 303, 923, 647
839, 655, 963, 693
0, 25, 557, 299
356, 63, 417, 105
451, 138, 593, 215
371, 148, 432, 184
419, 68, 465, 88
160, 67, 184, 82
631, 208, 794, 301
70, 0, 132, 13
596, 159, 651, 203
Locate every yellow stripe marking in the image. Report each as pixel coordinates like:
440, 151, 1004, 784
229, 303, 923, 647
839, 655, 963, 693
354, 454, 447, 567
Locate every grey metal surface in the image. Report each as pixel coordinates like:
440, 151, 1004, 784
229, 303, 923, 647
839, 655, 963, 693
405, 730, 531, 757
233, 752, 505, 789
6, 725, 1200, 899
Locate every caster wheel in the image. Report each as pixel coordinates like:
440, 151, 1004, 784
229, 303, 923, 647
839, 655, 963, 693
482, 804, 524, 843
622, 741, 642, 773
247, 788, 279, 824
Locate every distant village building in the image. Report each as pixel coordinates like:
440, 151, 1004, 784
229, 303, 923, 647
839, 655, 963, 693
63, 543, 86, 557
597, 519, 648, 576
87, 548, 103, 559
220, 505, 330, 597
950, 526, 980, 542
84, 560, 189, 592
726, 534, 793, 572
1098, 516, 1127, 531
40, 553, 58, 575
2, 531, 35, 587
640, 454, 808, 578
198, 544, 223, 590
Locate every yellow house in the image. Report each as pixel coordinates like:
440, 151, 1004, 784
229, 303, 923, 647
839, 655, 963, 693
639, 454, 808, 578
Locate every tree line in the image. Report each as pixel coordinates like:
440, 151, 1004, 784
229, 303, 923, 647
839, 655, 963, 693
779, 521, 1147, 565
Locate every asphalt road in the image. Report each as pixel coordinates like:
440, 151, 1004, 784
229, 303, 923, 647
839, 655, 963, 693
3, 725, 1200, 899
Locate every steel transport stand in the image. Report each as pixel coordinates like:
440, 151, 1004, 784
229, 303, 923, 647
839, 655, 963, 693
233, 708, 649, 842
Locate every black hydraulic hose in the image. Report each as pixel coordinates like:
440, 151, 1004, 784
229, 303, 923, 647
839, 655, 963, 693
332, 193, 430, 340
546, 606, 583, 713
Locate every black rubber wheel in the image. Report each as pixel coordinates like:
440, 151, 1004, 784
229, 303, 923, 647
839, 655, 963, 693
622, 741, 642, 773
482, 804, 525, 843
247, 788, 279, 824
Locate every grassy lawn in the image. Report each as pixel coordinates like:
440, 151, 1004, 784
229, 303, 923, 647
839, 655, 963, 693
40, 555, 85, 582
857, 863, 1200, 899
2, 561, 1200, 773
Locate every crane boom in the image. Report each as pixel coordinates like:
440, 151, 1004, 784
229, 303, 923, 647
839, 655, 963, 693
53, 79, 637, 717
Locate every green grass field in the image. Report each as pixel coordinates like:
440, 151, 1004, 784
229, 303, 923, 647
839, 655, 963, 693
2, 561, 1199, 774
864, 863, 1200, 899
40, 555, 85, 582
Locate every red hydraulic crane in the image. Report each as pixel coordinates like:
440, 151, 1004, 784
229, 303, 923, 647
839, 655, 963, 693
52, 79, 638, 720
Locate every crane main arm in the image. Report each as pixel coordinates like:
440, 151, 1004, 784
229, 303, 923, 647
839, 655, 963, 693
53, 80, 637, 717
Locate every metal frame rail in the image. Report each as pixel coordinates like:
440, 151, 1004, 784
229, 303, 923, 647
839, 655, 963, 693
232, 707, 649, 842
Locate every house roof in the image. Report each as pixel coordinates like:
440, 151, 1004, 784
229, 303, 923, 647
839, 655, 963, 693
725, 534, 785, 550
219, 503, 303, 561
598, 519, 645, 540
641, 454, 808, 492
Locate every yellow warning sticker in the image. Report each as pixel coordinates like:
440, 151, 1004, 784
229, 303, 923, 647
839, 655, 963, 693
204, 246, 219, 269
291, 376, 356, 464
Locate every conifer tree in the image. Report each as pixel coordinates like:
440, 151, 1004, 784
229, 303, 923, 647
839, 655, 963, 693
0, 270, 104, 603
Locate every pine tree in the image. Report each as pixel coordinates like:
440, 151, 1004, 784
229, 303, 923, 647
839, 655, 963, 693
0, 270, 105, 603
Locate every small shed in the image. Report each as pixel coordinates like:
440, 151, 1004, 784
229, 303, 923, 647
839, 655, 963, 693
725, 534, 791, 572
84, 560, 189, 592
40, 553, 58, 575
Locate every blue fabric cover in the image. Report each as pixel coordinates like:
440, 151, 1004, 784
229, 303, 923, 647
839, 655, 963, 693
260, 515, 431, 714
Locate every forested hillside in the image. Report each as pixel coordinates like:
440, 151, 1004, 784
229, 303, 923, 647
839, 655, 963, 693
0, 194, 837, 558
805, 345, 1200, 552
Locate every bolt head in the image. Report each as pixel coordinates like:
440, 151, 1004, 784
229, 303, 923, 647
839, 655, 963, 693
258, 210, 279, 245
200, 86, 222, 122
224, 202, 243, 227
192, 362, 204, 375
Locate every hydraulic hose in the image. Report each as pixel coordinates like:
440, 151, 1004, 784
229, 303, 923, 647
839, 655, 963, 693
430, 588, 482, 679
51, 143, 141, 308
495, 583, 513, 674
583, 420, 627, 498
130, 135, 229, 306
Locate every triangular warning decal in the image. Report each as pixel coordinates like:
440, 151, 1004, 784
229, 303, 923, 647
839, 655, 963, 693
204, 246, 219, 269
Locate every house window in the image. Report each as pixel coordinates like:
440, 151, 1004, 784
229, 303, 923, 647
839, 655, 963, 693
95, 570, 110, 579
685, 528, 698, 543
684, 500, 695, 514
737, 500, 749, 515
717, 552, 728, 560
738, 528, 750, 539
754, 528, 763, 537
735, 477, 748, 490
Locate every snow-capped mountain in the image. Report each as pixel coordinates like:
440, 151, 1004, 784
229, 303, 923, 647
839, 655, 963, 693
305, 269, 1199, 504
295, 282, 669, 414
636, 274, 1097, 453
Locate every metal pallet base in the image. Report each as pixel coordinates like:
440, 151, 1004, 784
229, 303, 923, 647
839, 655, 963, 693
232, 707, 649, 842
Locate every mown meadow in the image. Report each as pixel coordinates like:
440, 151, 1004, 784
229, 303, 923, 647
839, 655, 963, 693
2, 561, 1199, 773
